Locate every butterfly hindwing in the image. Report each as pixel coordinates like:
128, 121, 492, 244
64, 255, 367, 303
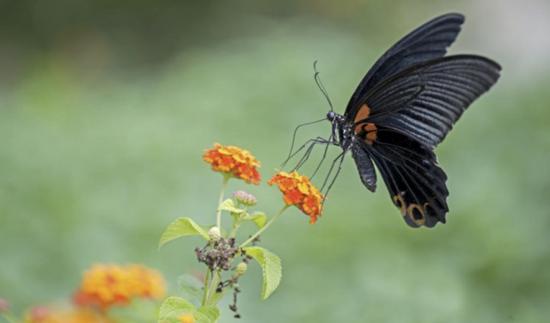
346, 13, 465, 119
365, 129, 449, 227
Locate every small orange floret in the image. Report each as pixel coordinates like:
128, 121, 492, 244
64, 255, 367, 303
203, 143, 261, 184
179, 313, 195, 323
73, 264, 166, 310
268, 171, 323, 223
25, 307, 107, 323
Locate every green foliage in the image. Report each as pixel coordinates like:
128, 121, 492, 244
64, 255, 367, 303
243, 247, 282, 300
159, 217, 209, 248
206, 289, 225, 308
177, 274, 204, 303
196, 306, 221, 323
109, 299, 160, 323
158, 297, 219, 323
245, 212, 268, 229
158, 297, 195, 323
218, 199, 245, 215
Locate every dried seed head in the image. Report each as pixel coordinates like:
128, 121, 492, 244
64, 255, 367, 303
196, 237, 239, 272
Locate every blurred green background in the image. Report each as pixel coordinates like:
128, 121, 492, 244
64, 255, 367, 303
1, 0, 550, 322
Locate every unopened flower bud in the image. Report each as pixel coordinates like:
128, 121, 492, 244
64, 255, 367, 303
208, 226, 222, 241
233, 190, 257, 206
0, 298, 9, 313
235, 262, 248, 276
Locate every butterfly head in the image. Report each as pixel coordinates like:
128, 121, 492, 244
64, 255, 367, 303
326, 111, 345, 126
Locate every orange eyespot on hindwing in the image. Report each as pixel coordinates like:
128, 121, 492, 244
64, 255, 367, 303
393, 193, 407, 215
406, 204, 426, 226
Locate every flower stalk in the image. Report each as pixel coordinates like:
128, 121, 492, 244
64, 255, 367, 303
201, 269, 211, 306
216, 175, 230, 229
240, 205, 289, 248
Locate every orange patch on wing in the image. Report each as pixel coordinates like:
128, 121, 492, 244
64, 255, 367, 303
354, 104, 371, 134
364, 123, 378, 145
353, 104, 377, 144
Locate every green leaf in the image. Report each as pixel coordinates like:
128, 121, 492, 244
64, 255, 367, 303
207, 289, 225, 306
158, 297, 196, 323
193, 312, 211, 323
196, 306, 220, 323
243, 246, 282, 300
110, 298, 159, 323
159, 217, 209, 248
218, 198, 244, 214
246, 212, 268, 228
157, 297, 219, 323
177, 274, 204, 302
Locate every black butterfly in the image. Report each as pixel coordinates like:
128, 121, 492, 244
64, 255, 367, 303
285, 13, 501, 228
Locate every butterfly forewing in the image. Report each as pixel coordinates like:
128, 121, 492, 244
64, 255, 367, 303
363, 55, 501, 148
346, 13, 465, 119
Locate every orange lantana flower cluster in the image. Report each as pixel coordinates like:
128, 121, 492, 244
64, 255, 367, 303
203, 143, 261, 184
73, 264, 165, 309
268, 171, 323, 224
25, 307, 108, 323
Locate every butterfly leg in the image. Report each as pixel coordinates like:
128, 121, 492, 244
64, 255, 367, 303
321, 151, 346, 201
310, 134, 334, 179
281, 136, 328, 169
320, 150, 346, 192
292, 137, 330, 171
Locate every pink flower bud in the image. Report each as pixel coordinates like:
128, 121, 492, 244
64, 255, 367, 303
233, 190, 257, 206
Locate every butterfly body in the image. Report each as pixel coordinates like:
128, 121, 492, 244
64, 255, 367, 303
322, 13, 501, 228
327, 112, 354, 150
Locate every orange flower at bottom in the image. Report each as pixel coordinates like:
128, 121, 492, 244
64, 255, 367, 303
73, 264, 165, 309
203, 143, 261, 184
25, 307, 109, 323
268, 171, 323, 223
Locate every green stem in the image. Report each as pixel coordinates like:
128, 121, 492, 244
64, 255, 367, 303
229, 209, 245, 238
216, 175, 230, 230
239, 205, 289, 248
229, 222, 241, 238
206, 270, 222, 305
201, 269, 211, 306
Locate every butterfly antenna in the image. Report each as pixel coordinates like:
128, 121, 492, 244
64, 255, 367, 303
313, 60, 334, 112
